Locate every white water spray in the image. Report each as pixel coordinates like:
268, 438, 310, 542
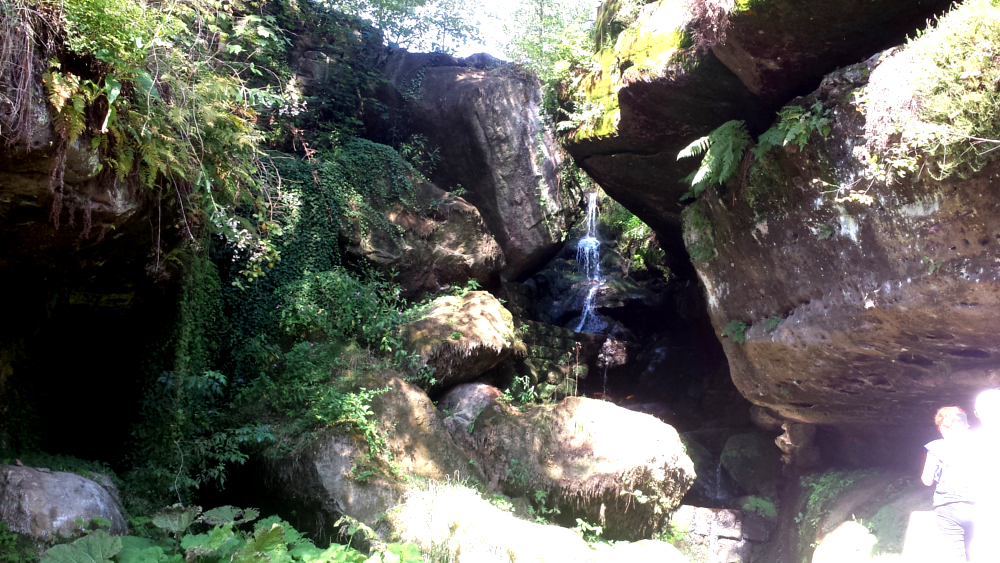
575, 193, 605, 333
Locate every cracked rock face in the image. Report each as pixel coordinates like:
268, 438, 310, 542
687, 46, 1000, 427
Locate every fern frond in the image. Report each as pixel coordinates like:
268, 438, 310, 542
677, 135, 711, 160
677, 120, 750, 201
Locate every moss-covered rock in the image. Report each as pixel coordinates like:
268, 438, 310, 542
343, 177, 504, 299
789, 470, 931, 563
0, 465, 127, 539
565, 0, 954, 268
719, 433, 781, 497
265, 374, 484, 536
455, 396, 695, 541
401, 291, 521, 389
387, 480, 690, 563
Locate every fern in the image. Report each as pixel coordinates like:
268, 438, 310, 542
677, 120, 751, 200
751, 102, 832, 159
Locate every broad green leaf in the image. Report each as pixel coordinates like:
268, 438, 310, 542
42, 531, 121, 563
116, 545, 166, 563
104, 76, 121, 105
152, 504, 201, 535
75, 530, 123, 563
134, 71, 160, 102
200, 506, 259, 526
181, 523, 234, 557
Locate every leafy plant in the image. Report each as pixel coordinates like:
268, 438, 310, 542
0, 523, 38, 563
40, 508, 421, 563
601, 196, 666, 277
571, 518, 604, 543
884, 0, 1000, 181
722, 320, 748, 344
677, 120, 752, 200
741, 496, 778, 520
763, 317, 781, 332
752, 102, 832, 158
682, 205, 716, 264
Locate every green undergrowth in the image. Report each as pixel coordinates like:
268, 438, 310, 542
677, 103, 831, 203
876, 0, 1000, 181
0, 523, 39, 563
599, 194, 667, 277
560, 0, 692, 141
35, 505, 421, 563
0, 452, 118, 484
682, 204, 716, 264
796, 469, 880, 561
126, 139, 446, 505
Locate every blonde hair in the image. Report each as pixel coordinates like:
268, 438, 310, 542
935, 406, 968, 430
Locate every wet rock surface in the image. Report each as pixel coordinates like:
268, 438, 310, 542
668, 505, 772, 563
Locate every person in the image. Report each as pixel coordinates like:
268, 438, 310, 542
971, 389, 1000, 560
922, 405, 976, 561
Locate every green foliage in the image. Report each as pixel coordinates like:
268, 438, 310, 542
61, 0, 156, 66
600, 196, 666, 277
722, 321, 747, 344
44, 530, 122, 563
890, 0, 1000, 181
0, 523, 39, 563
128, 369, 274, 504
752, 102, 832, 159
682, 205, 716, 264
763, 317, 781, 332
571, 518, 604, 544
323, 0, 481, 51
741, 496, 777, 520
500, 0, 599, 118
39, 508, 421, 563
0, 452, 116, 483
678, 120, 751, 201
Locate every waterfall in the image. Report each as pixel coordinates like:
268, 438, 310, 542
575, 193, 604, 333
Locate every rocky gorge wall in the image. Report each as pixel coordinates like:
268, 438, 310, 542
561, 0, 1000, 451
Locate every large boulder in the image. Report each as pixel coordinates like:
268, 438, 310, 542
265, 375, 484, 535
0, 465, 127, 539
563, 0, 953, 269
387, 480, 691, 563
684, 0, 1000, 428
375, 52, 583, 280
719, 433, 782, 497
401, 291, 520, 388
343, 176, 505, 298
449, 395, 695, 541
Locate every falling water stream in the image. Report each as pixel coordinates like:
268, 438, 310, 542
574, 192, 605, 334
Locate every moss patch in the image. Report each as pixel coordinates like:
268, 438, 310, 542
682, 203, 717, 264
867, 0, 1000, 181
570, 0, 692, 142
